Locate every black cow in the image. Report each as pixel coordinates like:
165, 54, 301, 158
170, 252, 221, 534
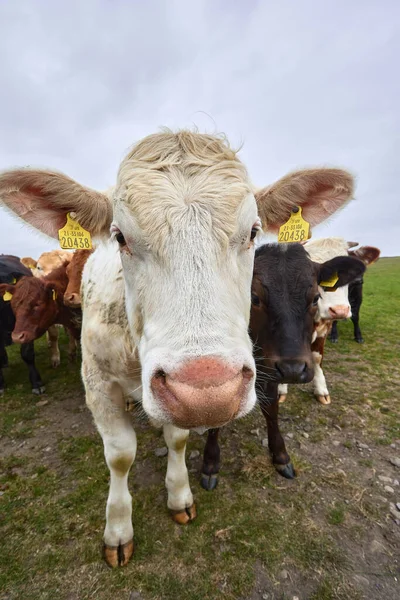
0, 255, 45, 395
329, 245, 380, 344
201, 243, 365, 489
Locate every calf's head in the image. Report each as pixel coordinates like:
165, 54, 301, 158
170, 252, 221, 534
250, 243, 365, 383
305, 238, 366, 321
0, 277, 60, 343
21, 250, 72, 278
0, 131, 355, 428
64, 249, 93, 307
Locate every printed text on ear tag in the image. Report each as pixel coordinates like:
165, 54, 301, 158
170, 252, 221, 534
320, 273, 339, 288
58, 213, 92, 250
3, 291, 12, 301
52, 289, 57, 301
278, 206, 310, 243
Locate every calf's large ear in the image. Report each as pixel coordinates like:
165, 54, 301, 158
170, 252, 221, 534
318, 256, 366, 288
348, 246, 380, 266
255, 168, 354, 232
0, 283, 16, 297
21, 257, 37, 269
0, 169, 112, 239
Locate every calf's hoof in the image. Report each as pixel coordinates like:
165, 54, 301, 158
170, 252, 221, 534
274, 461, 296, 479
330, 338, 338, 344
51, 358, 60, 369
0, 388, 4, 396
316, 394, 331, 405
278, 395, 287, 404
200, 472, 219, 491
32, 385, 46, 395
170, 503, 197, 524
355, 337, 364, 344
103, 539, 134, 568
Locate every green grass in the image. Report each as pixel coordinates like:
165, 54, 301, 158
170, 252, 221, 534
0, 258, 399, 600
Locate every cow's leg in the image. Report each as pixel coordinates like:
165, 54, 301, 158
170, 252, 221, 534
66, 328, 78, 362
329, 320, 339, 343
312, 350, 330, 405
278, 383, 288, 403
20, 342, 45, 394
351, 306, 363, 343
0, 335, 7, 394
47, 325, 60, 368
86, 383, 137, 568
200, 428, 220, 491
311, 335, 330, 404
163, 424, 196, 524
260, 382, 295, 479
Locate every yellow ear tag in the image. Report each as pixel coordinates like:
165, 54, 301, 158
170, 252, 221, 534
52, 289, 57, 301
11, 277, 17, 284
3, 291, 13, 301
58, 213, 92, 250
320, 273, 339, 288
278, 206, 310, 243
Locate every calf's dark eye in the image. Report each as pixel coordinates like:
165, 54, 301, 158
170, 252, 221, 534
116, 232, 126, 246
312, 294, 321, 306
251, 293, 261, 306
250, 228, 258, 241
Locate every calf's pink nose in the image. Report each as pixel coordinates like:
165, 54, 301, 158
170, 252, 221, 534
64, 292, 80, 306
329, 305, 350, 319
151, 357, 253, 428
12, 332, 26, 344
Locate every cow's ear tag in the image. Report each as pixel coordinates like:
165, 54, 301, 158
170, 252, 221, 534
11, 277, 16, 284
278, 207, 311, 243
52, 289, 57, 301
3, 291, 12, 301
320, 273, 339, 288
58, 213, 92, 250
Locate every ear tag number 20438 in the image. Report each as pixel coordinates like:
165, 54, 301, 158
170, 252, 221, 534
278, 206, 311, 243
58, 213, 92, 250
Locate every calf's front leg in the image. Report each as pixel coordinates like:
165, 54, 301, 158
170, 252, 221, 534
311, 335, 331, 404
200, 428, 221, 491
312, 350, 330, 404
260, 382, 295, 479
163, 424, 196, 524
86, 383, 137, 568
47, 325, 60, 368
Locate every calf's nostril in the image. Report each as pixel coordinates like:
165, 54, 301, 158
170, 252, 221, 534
154, 369, 166, 380
242, 366, 254, 382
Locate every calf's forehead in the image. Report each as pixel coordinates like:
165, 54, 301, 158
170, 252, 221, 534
113, 131, 255, 247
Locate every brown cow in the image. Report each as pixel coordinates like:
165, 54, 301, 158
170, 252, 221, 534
21, 250, 74, 366
64, 249, 93, 307
0, 263, 81, 359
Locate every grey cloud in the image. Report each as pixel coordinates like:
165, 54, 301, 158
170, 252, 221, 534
0, 0, 399, 257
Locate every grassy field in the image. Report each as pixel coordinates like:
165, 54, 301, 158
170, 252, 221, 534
1, 257, 399, 600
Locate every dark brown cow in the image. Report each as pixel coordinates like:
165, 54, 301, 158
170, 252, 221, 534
0, 263, 81, 355
201, 243, 365, 489
64, 249, 93, 307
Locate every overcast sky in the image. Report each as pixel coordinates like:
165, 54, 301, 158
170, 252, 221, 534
0, 0, 399, 258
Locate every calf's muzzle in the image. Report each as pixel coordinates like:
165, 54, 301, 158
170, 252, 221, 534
151, 356, 254, 428
274, 359, 314, 383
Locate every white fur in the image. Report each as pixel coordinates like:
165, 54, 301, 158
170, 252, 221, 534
305, 237, 351, 320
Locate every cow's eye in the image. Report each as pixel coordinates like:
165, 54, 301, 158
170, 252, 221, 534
250, 227, 258, 241
115, 232, 126, 246
312, 294, 321, 306
251, 293, 261, 306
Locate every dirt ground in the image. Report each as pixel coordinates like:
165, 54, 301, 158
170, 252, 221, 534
1, 258, 399, 600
